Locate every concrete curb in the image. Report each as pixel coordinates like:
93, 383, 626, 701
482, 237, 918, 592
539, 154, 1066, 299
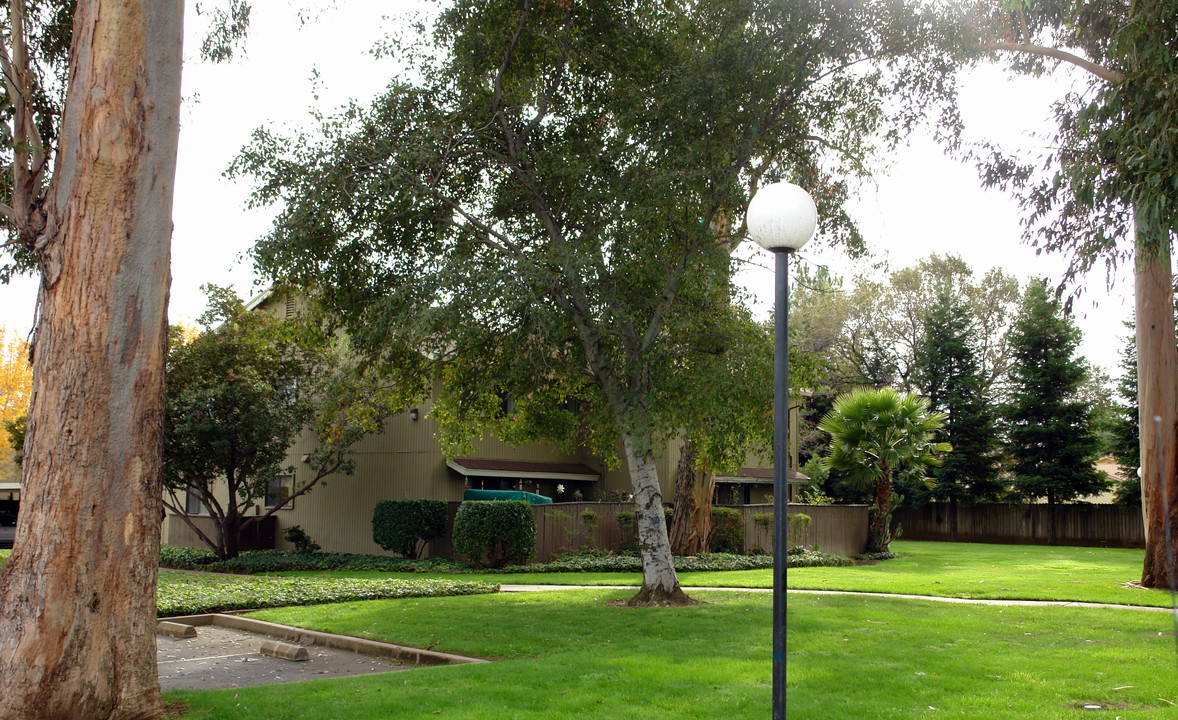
259, 639, 310, 661
156, 621, 197, 638
164, 613, 489, 666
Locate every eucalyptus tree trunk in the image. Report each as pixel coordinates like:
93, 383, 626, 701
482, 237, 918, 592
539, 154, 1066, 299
0, 2, 182, 718
1135, 222, 1178, 590
622, 432, 696, 606
668, 437, 716, 556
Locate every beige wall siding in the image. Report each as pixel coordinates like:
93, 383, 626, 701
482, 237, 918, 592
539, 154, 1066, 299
160, 346, 806, 555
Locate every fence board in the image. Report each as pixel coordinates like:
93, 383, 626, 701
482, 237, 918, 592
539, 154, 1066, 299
894, 503, 1144, 548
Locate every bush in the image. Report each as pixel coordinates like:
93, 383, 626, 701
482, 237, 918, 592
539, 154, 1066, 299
452, 500, 536, 568
709, 507, 744, 554
787, 513, 812, 548
786, 549, 853, 568
159, 545, 218, 569
372, 499, 447, 559
282, 525, 321, 554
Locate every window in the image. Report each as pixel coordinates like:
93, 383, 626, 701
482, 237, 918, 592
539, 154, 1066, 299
265, 474, 295, 510
184, 485, 206, 515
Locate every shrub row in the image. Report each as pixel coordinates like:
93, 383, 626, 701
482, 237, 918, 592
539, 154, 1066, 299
157, 572, 498, 617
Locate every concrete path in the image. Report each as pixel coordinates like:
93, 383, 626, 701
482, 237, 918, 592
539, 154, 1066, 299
499, 584, 1178, 613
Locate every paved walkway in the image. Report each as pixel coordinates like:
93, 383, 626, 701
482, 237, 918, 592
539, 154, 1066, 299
499, 584, 1177, 613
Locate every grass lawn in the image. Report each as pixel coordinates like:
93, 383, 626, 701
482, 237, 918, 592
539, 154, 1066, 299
164, 588, 1178, 719
269, 540, 1173, 607
790, 540, 1174, 607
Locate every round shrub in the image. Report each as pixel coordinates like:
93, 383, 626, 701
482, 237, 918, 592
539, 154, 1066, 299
372, 499, 447, 559
709, 507, 744, 554
452, 500, 536, 568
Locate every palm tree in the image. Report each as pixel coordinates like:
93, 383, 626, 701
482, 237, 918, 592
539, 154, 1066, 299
819, 388, 950, 553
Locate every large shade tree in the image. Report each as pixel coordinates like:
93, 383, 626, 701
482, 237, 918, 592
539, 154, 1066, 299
163, 287, 386, 560
237, 0, 964, 604
968, 0, 1178, 588
0, 1, 181, 717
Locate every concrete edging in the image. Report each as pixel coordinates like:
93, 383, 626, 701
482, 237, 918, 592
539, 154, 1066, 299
162, 613, 489, 666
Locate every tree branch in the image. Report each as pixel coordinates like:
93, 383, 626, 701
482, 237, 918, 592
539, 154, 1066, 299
977, 42, 1124, 84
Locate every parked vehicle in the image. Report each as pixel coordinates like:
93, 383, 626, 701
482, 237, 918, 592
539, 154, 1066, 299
0, 512, 16, 549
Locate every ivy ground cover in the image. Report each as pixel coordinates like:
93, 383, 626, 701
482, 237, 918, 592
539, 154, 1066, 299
164, 588, 1178, 719
157, 571, 497, 617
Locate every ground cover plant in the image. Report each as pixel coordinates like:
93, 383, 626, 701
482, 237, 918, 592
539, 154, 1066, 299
790, 540, 1174, 607
158, 546, 785, 574
162, 588, 1178, 719
156, 571, 498, 617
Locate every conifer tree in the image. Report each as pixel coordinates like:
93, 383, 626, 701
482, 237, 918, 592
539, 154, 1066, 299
1003, 281, 1108, 541
911, 288, 1001, 519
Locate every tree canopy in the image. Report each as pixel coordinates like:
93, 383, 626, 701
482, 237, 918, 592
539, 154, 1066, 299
819, 387, 948, 552
163, 286, 387, 560
235, 0, 966, 604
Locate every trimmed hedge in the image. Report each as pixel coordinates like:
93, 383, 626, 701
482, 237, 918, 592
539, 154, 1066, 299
453, 500, 536, 568
372, 499, 447, 559
709, 507, 744, 554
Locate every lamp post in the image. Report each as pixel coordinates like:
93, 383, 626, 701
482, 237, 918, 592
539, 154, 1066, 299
746, 181, 817, 720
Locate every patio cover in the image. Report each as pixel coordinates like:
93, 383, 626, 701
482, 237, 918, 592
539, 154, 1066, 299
447, 458, 600, 483
714, 467, 810, 485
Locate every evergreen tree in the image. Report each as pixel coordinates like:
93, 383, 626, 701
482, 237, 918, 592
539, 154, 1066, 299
910, 288, 1001, 511
1110, 323, 1141, 505
1003, 281, 1108, 539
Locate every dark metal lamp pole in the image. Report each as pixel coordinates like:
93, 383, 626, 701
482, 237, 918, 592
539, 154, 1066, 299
746, 182, 817, 720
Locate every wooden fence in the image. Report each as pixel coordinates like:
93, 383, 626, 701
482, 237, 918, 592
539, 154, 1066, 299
894, 503, 1145, 548
425, 501, 869, 562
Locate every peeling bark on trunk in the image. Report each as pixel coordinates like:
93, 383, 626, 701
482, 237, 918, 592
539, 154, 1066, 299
668, 437, 715, 556
622, 432, 697, 606
0, 2, 182, 719
1135, 225, 1178, 590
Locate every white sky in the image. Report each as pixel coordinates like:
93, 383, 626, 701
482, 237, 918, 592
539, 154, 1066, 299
0, 2, 1140, 375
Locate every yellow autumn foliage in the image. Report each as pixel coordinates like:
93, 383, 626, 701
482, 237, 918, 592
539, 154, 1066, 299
0, 326, 31, 484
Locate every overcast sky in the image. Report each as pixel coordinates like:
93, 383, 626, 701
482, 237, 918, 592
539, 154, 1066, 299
0, 1, 1137, 374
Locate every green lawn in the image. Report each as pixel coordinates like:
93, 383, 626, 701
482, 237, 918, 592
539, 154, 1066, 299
165, 588, 1178, 719
270, 540, 1172, 607
790, 540, 1172, 607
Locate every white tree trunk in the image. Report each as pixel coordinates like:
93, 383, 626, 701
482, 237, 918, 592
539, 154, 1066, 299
0, 2, 182, 718
621, 432, 695, 606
